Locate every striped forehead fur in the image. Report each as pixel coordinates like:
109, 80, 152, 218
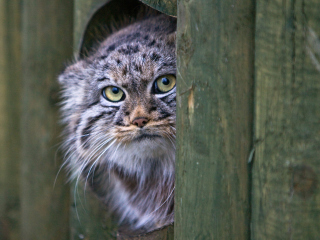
59, 14, 176, 233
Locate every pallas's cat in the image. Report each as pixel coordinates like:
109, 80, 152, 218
59, 13, 176, 233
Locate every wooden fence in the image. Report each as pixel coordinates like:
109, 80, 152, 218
0, 0, 319, 239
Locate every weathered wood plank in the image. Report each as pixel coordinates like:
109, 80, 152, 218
175, 0, 254, 239
20, 0, 73, 239
0, 0, 21, 239
252, 0, 320, 239
74, 0, 110, 53
117, 225, 174, 240
76, 0, 145, 57
140, 0, 176, 16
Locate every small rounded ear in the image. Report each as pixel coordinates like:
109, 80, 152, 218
58, 60, 87, 86
166, 31, 176, 45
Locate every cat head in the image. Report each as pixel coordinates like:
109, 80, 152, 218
59, 15, 177, 179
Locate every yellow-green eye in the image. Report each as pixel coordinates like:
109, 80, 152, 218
154, 75, 176, 93
102, 86, 125, 102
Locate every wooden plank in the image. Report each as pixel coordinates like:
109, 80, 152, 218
140, 0, 176, 16
74, 0, 110, 53
0, 0, 21, 239
117, 225, 174, 240
252, 0, 320, 239
75, 0, 146, 57
20, 0, 73, 239
175, 0, 254, 239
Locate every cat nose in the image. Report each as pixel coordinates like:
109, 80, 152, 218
132, 117, 149, 128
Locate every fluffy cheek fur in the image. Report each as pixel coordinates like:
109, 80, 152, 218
107, 135, 175, 174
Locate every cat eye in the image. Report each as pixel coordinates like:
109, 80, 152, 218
154, 75, 176, 94
102, 86, 125, 102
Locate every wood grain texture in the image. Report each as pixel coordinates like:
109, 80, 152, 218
252, 0, 320, 239
117, 225, 174, 240
77, 0, 145, 57
175, 0, 254, 239
20, 0, 73, 239
140, 0, 177, 16
0, 0, 21, 239
74, 0, 111, 53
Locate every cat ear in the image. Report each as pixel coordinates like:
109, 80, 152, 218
166, 31, 176, 46
58, 60, 87, 86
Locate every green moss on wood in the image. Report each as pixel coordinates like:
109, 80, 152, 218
175, 0, 254, 239
0, 0, 22, 239
140, 0, 176, 16
252, 0, 320, 239
20, 0, 73, 239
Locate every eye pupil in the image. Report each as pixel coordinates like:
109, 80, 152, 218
153, 75, 176, 94
102, 86, 125, 102
112, 87, 119, 94
161, 77, 170, 85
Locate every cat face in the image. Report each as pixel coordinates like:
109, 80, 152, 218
59, 15, 177, 178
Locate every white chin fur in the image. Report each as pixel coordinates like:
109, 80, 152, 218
105, 136, 175, 174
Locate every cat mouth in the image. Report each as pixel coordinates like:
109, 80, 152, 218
134, 133, 161, 142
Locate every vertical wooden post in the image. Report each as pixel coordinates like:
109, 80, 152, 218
140, 0, 177, 16
20, 0, 73, 239
0, 0, 21, 239
252, 0, 320, 239
74, 0, 109, 53
175, 0, 254, 239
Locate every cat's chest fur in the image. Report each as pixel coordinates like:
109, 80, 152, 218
59, 14, 176, 233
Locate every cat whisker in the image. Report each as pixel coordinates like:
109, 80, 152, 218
85, 139, 119, 198
144, 186, 175, 219
53, 134, 93, 187
53, 158, 69, 189
64, 132, 111, 221
153, 129, 176, 150
84, 137, 117, 193
110, 140, 122, 160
